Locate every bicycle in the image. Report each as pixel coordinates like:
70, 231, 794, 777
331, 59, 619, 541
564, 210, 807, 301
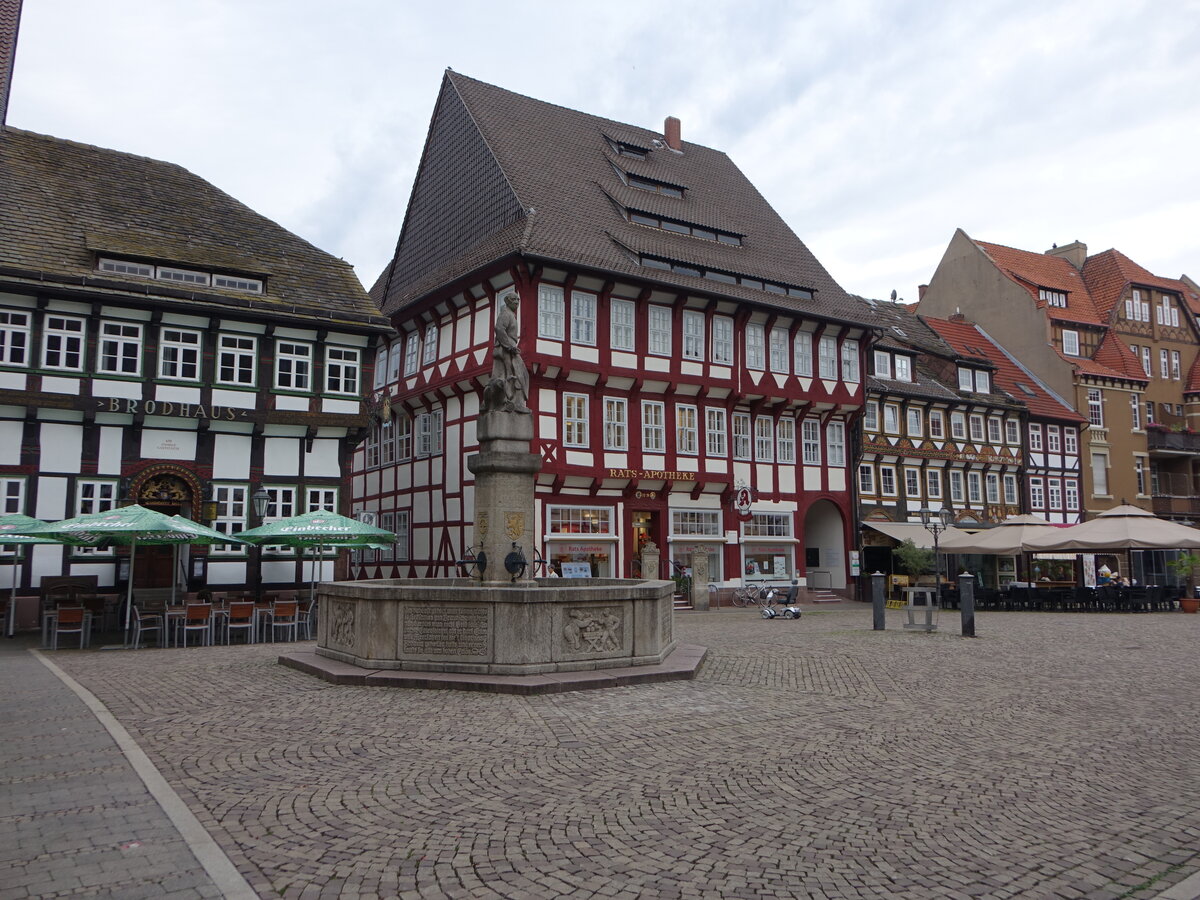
730, 582, 783, 608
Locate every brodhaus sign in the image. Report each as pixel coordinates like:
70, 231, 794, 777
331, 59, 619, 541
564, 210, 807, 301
96, 398, 250, 420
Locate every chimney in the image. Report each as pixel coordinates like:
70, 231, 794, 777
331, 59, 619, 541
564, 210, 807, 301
917, 284, 928, 301
1045, 240, 1087, 270
664, 116, 681, 152
0, 0, 22, 129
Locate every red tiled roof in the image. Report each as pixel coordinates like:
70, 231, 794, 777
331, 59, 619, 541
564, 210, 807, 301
1090, 330, 1150, 383
1187, 352, 1200, 395
975, 240, 1103, 325
1083, 248, 1200, 322
922, 316, 1084, 422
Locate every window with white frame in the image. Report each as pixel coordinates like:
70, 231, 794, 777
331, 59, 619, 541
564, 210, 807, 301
549, 506, 613, 534
326, 347, 360, 395
43, 315, 86, 371
907, 407, 923, 437
1157, 296, 1179, 326
883, 404, 900, 434
793, 332, 813, 376
1040, 288, 1067, 308
275, 340, 312, 391
403, 331, 420, 375
380, 418, 395, 466
826, 421, 846, 467
818, 336, 838, 380
610, 298, 635, 351
1141, 346, 1151, 377
974, 370, 990, 393
0, 310, 31, 366
969, 414, 985, 442
94, 320, 142, 376
307, 487, 337, 512
373, 344, 387, 389
858, 464, 875, 494
642, 401, 665, 452
377, 511, 396, 562
745, 324, 765, 370
874, 350, 891, 379
1062, 329, 1080, 357
879, 465, 897, 497
769, 328, 788, 373
711, 316, 733, 364
262, 486, 297, 554
387, 342, 402, 382
395, 414, 412, 460
926, 469, 941, 499
1029, 477, 1044, 509
1064, 428, 1078, 454
957, 367, 973, 391
967, 471, 982, 503
840, 340, 859, 383
1029, 423, 1043, 451
754, 416, 773, 461
1160, 349, 1169, 379
210, 484, 247, 554
1047, 425, 1061, 453
929, 410, 945, 439
1091, 451, 1109, 495
538, 285, 565, 339
1004, 419, 1019, 445
864, 401, 879, 433
950, 412, 966, 439
603, 398, 628, 450
904, 468, 921, 499
1048, 478, 1062, 509
571, 291, 597, 345
1172, 350, 1181, 380
985, 473, 1000, 504
423, 325, 439, 365
677, 405, 699, 455
1065, 479, 1079, 510
218, 334, 257, 386
893, 355, 912, 382
949, 470, 964, 502
732, 412, 751, 460
987, 418, 1002, 444
744, 512, 792, 537
365, 423, 380, 468
1145, 401, 1155, 425
1087, 389, 1104, 427
706, 408, 727, 456
1135, 459, 1147, 495
159, 328, 201, 380
794, 418, 818, 465
1003, 474, 1018, 505
415, 409, 444, 457
72, 480, 118, 555
564, 394, 589, 447
672, 510, 722, 537
777, 417, 796, 464
393, 510, 411, 561
648, 306, 672, 356
682, 310, 705, 360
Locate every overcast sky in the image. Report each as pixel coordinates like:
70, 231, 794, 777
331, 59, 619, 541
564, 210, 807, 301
8, 0, 1200, 302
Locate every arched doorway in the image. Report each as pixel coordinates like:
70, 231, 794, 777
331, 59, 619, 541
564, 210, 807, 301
803, 500, 847, 589
131, 469, 199, 589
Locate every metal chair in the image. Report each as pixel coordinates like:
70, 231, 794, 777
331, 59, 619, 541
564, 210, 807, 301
224, 602, 256, 645
130, 605, 163, 649
296, 597, 314, 640
266, 599, 298, 642
179, 603, 214, 647
50, 607, 87, 650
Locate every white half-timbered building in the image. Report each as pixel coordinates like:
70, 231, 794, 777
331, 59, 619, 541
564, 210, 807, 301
351, 72, 873, 592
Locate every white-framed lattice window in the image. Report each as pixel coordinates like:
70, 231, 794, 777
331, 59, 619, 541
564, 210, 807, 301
907, 408, 923, 437
683, 310, 705, 360
967, 471, 982, 503
949, 470, 964, 502
732, 412, 751, 460
610, 298, 635, 351
794, 332, 813, 377
677, 405, 699, 455
1091, 451, 1109, 495
43, 315, 86, 371
1004, 419, 1019, 445
373, 344, 388, 390
213, 273, 262, 293
671, 510, 721, 537
874, 350, 892, 379
801, 419, 821, 465
387, 341, 402, 382
642, 400, 665, 453
423, 325, 439, 365
210, 484, 247, 555
415, 409, 444, 457
744, 513, 791, 537
754, 416, 773, 462
0, 309, 31, 366
1003, 474, 1018, 505
1048, 478, 1062, 509
1047, 425, 1061, 453
71, 479, 119, 555
157, 265, 209, 286
879, 466, 897, 497
777, 417, 796, 464
969, 415, 985, 442
929, 410, 945, 439
1029, 477, 1045, 509
894, 355, 912, 382
711, 316, 733, 364
769, 328, 788, 373
864, 401, 878, 433
262, 486, 297, 556
275, 340, 312, 391
307, 487, 337, 512
884, 404, 900, 434
0, 478, 23, 517
904, 468, 921, 499
395, 415, 412, 461
1172, 350, 1181, 380
840, 340, 859, 383
1065, 479, 1080, 510
380, 419, 395, 465
950, 412, 966, 439
826, 421, 846, 467
326, 346, 360, 395
218, 334, 257, 386
986, 473, 1000, 504
365, 423, 380, 468
1140, 346, 1151, 377
648, 306, 672, 356
706, 408, 727, 457
98, 321, 142, 376
549, 506, 614, 535
572, 291, 597, 345
987, 418, 1002, 444
745, 324, 765, 370
858, 464, 875, 494
1130, 395, 1141, 431
1040, 288, 1067, 308
99, 257, 153, 278
159, 328, 202, 381
818, 336, 838, 380
1160, 349, 1170, 379
394, 510, 411, 561
538, 284, 565, 340
564, 394, 589, 448
377, 511, 396, 562
973, 370, 989, 393
1064, 428, 1078, 454
603, 397, 628, 451
1062, 330, 1079, 357
926, 469, 942, 499
958, 367, 973, 391
403, 331, 420, 376
1029, 424, 1043, 451
1087, 389, 1104, 427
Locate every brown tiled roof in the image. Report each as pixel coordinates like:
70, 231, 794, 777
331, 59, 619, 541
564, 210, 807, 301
853, 296, 953, 357
379, 72, 866, 325
0, 128, 386, 327
1187, 352, 1200, 395
1090, 329, 1149, 382
975, 240, 1102, 325
1082, 248, 1200, 322
0, 0, 19, 127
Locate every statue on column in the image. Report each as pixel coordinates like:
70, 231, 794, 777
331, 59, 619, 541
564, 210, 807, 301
484, 292, 531, 414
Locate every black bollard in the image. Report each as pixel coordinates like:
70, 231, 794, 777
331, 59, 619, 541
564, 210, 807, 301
959, 572, 976, 638
872, 571, 886, 630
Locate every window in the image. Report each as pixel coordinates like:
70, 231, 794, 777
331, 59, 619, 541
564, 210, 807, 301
682, 310, 705, 360
826, 421, 846, 467
549, 506, 614, 537
1030, 477, 1045, 509
538, 285, 565, 339
1160, 349, 1169, 379
864, 402, 879, 433
777, 417, 796, 464
625, 173, 684, 199
1040, 288, 1067, 308
98, 257, 153, 278
744, 513, 792, 538
974, 370, 990, 393
907, 407, 923, 437
801, 419, 821, 465
642, 401, 665, 452
769, 328, 788, 373
423, 325, 438, 365
1064, 428, 1078, 454
677, 405, 699, 455
671, 510, 722, 537
571, 292, 596, 345
905, 468, 921, 498
879, 466, 897, 497
326, 347, 360, 394
1091, 451, 1109, 495
564, 394, 589, 447
213, 274, 263, 293
307, 488, 337, 513
1132, 290, 1150, 322
380, 419, 395, 465
818, 336, 838, 380
859, 464, 875, 494
98, 321, 142, 375
1172, 351, 1181, 380
711, 316, 733, 364
1029, 424, 1043, 451
43, 315, 85, 370
1062, 330, 1080, 357
1141, 347, 1151, 377
395, 415, 412, 461
950, 412, 966, 440
610, 298, 635, 351
159, 328, 201, 381
275, 341, 312, 391
967, 471, 982, 503
732, 413, 751, 460
157, 266, 209, 286
1145, 401, 1155, 425
648, 306, 672, 356
0, 310, 31, 366
706, 408, 727, 456
262, 486, 297, 554
1065, 479, 1080, 510
840, 340, 859, 383
874, 350, 892, 379
415, 410, 443, 457
1134, 459, 1146, 495
986, 473, 1000, 504
218, 334, 257, 386
1047, 478, 1062, 509
745, 324, 765, 370
211, 485, 247, 554
987, 418, 1002, 444
893, 355, 912, 382
754, 416, 773, 461
1087, 389, 1103, 427
958, 368, 973, 391
969, 414, 985, 442
603, 398, 627, 450
1047, 425, 1061, 453
926, 469, 941, 499
397, 334, 417, 378
386, 342, 401, 383
364, 423, 380, 469
949, 470, 964, 502
1003, 474, 1018, 505
793, 333, 813, 376
883, 404, 900, 434
72, 480, 118, 555
929, 411, 945, 439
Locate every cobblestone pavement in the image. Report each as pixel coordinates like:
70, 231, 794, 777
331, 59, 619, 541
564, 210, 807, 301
10, 607, 1200, 899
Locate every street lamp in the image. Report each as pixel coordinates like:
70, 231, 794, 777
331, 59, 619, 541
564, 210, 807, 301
919, 506, 954, 605
251, 487, 271, 601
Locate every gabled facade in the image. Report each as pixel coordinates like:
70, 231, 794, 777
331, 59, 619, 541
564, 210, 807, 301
351, 72, 873, 591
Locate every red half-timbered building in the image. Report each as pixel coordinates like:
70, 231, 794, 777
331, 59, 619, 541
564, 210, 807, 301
350, 72, 873, 592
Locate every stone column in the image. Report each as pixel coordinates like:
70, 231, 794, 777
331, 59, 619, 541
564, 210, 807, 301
690, 551, 709, 611
466, 411, 542, 587
640, 541, 660, 585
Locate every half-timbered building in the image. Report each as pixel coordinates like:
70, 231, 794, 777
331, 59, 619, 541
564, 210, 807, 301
351, 72, 872, 592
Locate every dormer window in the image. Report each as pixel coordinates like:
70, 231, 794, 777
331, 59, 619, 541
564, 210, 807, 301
1156, 296, 1180, 327
97, 257, 263, 294
636, 254, 810, 298
628, 174, 683, 199
606, 137, 647, 159
1125, 290, 1151, 322
1062, 329, 1080, 357
1039, 288, 1067, 308
873, 351, 911, 382
627, 209, 742, 245
958, 366, 990, 393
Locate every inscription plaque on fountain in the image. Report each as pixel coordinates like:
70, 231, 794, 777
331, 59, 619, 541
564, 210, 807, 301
402, 606, 490, 658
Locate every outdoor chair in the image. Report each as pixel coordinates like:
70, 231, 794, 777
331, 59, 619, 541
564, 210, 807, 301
130, 605, 163, 649
50, 606, 87, 650
265, 599, 298, 642
224, 602, 256, 645
179, 603, 214, 647
296, 597, 314, 640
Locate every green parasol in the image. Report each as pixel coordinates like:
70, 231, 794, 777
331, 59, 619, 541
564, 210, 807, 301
0, 514, 63, 637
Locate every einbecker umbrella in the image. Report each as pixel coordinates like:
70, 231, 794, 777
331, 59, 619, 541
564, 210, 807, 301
0, 514, 63, 637
938, 514, 1063, 555
1023, 505, 1200, 552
